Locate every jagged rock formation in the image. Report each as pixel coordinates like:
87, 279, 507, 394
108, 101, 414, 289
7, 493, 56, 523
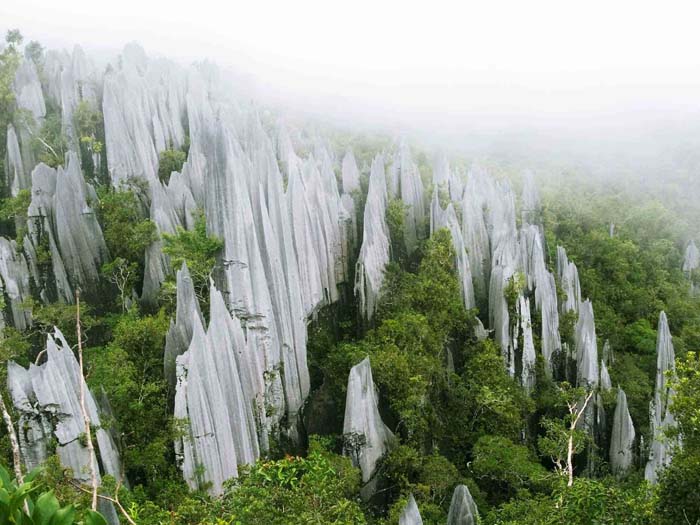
141, 176, 194, 304
447, 484, 479, 525
0, 237, 32, 331
519, 296, 536, 392
610, 388, 635, 477
461, 169, 491, 304
645, 311, 680, 484
7, 328, 122, 522
103, 43, 186, 184
683, 240, 699, 274
399, 494, 423, 525
43, 46, 101, 150
397, 143, 425, 253
163, 263, 203, 390
343, 357, 395, 498
6, 58, 45, 195
174, 284, 261, 495
24, 153, 108, 303
5, 124, 27, 196
432, 200, 475, 310
520, 226, 562, 373
355, 155, 390, 320
600, 360, 612, 391
575, 300, 599, 388
556, 246, 581, 314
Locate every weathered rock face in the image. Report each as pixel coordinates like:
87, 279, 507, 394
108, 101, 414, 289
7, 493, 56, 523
24, 153, 108, 303
683, 240, 699, 274
520, 226, 561, 373
600, 360, 612, 391
5, 124, 27, 196
103, 43, 187, 184
556, 246, 581, 314
355, 155, 390, 320
398, 144, 425, 254
432, 201, 475, 310
43, 46, 101, 151
645, 311, 680, 484
7, 329, 124, 504
399, 494, 423, 525
343, 357, 395, 497
575, 300, 599, 388
14, 59, 46, 122
6, 59, 45, 196
460, 170, 491, 305
519, 296, 536, 392
140, 166, 198, 305
610, 388, 635, 477
0, 237, 33, 331
174, 285, 260, 495
447, 484, 479, 525
163, 263, 203, 390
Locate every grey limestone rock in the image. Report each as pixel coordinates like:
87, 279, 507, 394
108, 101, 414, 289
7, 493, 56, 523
164, 263, 203, 390
174, 284, 261, 495
355, 155, 390, 320
575, 300, 599, 388
683, 240, 698, 274
399, 494, 423, 525
610, 388, 635, 477
7, 328, 124, 503
25, 154, 108, 303
645, 311, 680, 484
0, 237, 32, 331
556, 246, 581, 314
447, 484, 479, 525
343, 357, 395, 497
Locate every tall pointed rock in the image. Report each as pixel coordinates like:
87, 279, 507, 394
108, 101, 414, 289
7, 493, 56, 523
399, 494, 423, 525
343, 357, 395, 498
447, 484, 479, 525
610, 388, 635, 477
645, 311, 680, 484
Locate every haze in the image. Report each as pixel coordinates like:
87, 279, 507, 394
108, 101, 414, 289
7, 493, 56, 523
3, 0, 700, 178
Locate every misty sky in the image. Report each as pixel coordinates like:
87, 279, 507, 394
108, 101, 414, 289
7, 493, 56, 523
3, 0, 700, 163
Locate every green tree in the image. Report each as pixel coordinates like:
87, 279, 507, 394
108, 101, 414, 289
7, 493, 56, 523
161, 212, 222, 309
73, 101, 104, 180
157, 149, 186, 184
0, 463, 107, 525
98, 187, 157, 298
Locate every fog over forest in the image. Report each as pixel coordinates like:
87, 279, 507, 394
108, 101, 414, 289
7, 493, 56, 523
0, 3, 699, 525
4, 1, 700, 181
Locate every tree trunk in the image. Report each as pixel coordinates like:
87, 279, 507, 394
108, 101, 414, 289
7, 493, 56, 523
76, 290, 98, 511
0, 394, 23, 484
566, 434, 574, 487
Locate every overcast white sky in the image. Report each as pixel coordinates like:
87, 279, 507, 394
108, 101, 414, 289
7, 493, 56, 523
3, 0, 700, 140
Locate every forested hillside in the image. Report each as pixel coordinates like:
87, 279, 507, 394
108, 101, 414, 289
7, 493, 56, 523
0, 31, 699, 525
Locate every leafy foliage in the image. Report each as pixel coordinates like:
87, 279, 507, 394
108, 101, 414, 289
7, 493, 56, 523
157, 149, 186, 184
0, 463, 106, 525
161, 211, 222, 309
97, 186, 157, 297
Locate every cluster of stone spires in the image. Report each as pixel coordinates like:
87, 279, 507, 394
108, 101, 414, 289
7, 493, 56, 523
1, 42, 686, 511
398, 486, 479, 525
